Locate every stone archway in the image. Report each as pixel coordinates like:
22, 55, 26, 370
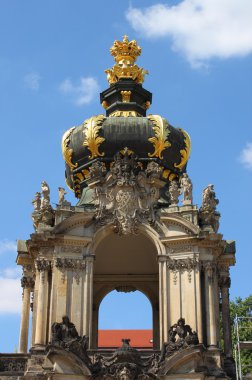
91, 231, 159, 349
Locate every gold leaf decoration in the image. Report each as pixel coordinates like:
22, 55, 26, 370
61, 127, 78, 170
148, 115, 171, 159
83, 115, 106, 159
174, 129, 191, 170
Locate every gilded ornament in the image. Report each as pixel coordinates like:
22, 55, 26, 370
148, 115, 171, 159
109, 110, 141, 117
120, 147, 134, 156
105, 36, 148, 85
121, 90, 131, 102
83, 115, 106, 159
174, 129, 191, 170
61, 127, 78, 170
101, 100, 109, 109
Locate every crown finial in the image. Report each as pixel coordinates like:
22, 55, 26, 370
105, 36, 148, 85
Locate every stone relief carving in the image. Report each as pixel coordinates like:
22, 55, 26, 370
55, 258, 86, 284
0, 357, 27, 373
91, 152, 163, 235
47, 316, 200, 380
180, 173, 193, 205
60, 246, 82, 254
199, 184, 220, 233
115, 286, 137, 293
31, 181, 55, 230
167, 257, 199, 284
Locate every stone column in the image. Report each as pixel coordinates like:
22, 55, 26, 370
158, 256, 169, 347
34, 259, 51, 346
219, 271, 232, 357
19, 276, 34, 353
204, 262, 217, 347
83, 255, 94, 348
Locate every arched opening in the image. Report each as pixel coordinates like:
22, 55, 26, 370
91, 231, 159, 349
98, 290, 153, 349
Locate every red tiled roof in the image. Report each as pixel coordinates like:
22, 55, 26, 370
98, 330, 153, 348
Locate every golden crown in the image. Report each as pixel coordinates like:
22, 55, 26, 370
110, 35, 142, 63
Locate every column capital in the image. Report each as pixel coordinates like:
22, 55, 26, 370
35, 258, 51, 272
21, 276, 35, 289
218, 275, 231, 289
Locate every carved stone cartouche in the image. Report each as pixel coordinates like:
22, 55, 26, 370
92, 152, 162, 235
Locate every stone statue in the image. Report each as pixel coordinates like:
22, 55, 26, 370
169, 180, 180, 206
160, 318, 199, 361
41, 181, 50, 208
32, 192, 41, 211
31, 181, 55, 230
202, 184, 219, 210
51, 316, 91, 366
180, 173, 193, 205
199, 184, 220, 232
58, 187, 67, 204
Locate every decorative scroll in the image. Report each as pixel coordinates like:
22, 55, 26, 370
83, 115, 106, 159
61, 127, 78, 170
148, 115, 171, 159
174, 129, 191, 170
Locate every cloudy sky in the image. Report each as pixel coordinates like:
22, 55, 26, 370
0, 0, 251, 352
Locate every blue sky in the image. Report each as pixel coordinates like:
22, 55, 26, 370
0, 0, 252, 352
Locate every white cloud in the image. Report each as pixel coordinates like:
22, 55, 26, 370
0, 276, 22, 314
126, 0, 252, 67
0, 267, 21, 279
59, 76, 99, 106
24, 72, 41, 91
0, 239, 16, 255
240, 143, 252, 169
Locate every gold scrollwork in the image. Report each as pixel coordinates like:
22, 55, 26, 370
162, 169, 177, 181
61, 127, 78, 170
83, 115, 106, 159
148, 115, 171, 159
73, 170, 90, 198
174, 129, 191, 170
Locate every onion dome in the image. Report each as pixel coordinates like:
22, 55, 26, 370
62, 36, 191, 202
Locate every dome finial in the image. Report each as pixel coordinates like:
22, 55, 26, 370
105, 35, 148, 85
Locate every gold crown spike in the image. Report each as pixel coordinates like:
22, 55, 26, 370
110, 35, 142, 64
105, 36, 148, 85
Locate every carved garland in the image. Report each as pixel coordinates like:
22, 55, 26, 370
54, 258, 86, 285
167, 257, 199, 284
